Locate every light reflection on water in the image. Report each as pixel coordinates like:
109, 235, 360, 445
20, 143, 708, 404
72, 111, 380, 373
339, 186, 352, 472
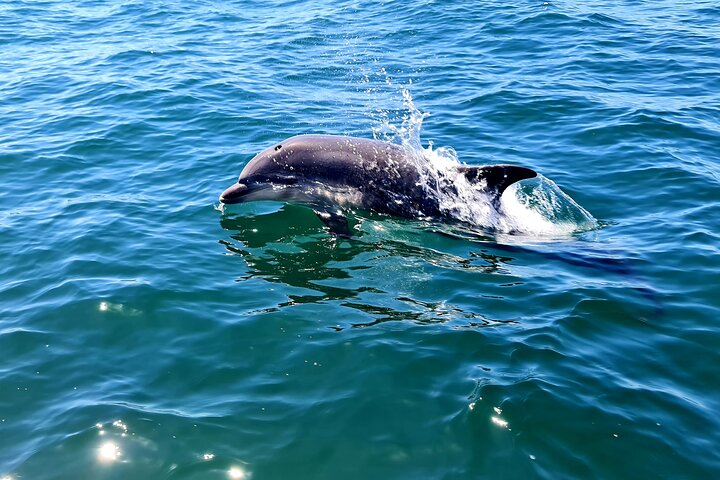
228, 466, 248, 479
90, 419, 252, 478
97, 441, 121, 462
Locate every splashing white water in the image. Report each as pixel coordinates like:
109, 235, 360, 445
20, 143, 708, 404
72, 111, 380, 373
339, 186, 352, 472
374, 88, 598, 236
500, 176, 598, 235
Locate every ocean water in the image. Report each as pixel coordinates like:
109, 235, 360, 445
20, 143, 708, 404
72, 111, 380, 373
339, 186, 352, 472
2, 0, 719, 478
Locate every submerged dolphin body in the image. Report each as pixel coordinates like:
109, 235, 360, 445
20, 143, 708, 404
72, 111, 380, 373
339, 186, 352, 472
220, 135, 537, 235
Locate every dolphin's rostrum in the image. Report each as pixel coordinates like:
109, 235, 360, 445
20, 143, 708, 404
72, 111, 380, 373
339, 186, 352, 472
220, 135, 536, 235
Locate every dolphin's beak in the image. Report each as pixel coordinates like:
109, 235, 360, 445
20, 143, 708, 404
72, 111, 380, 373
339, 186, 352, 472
219, 183, 248, 204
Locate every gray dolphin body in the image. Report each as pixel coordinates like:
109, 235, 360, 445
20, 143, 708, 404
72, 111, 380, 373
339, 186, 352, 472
220, 135, 536, 234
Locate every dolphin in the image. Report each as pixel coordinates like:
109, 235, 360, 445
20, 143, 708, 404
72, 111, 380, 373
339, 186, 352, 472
219, 135, 537, 235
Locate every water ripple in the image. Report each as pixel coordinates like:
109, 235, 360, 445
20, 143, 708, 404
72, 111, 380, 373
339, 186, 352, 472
2, 0, 720, 478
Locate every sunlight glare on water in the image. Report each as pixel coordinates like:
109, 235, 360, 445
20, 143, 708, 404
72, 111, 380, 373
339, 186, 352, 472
228, 466, 247, 479
98, 442, 121, 463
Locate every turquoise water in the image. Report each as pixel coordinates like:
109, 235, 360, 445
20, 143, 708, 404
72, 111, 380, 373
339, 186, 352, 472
2, 1, 720, 478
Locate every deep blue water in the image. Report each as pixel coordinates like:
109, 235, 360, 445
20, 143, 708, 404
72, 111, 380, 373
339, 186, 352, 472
2, 1, 720, 478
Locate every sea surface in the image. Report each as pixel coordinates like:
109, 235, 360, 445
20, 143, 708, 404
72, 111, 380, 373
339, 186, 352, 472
2, 1, 720, 478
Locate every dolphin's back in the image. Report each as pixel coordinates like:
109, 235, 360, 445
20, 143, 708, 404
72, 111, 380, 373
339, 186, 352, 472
243, 135, 439, 217
253, 135, 412, 181
234, 134, 537, 221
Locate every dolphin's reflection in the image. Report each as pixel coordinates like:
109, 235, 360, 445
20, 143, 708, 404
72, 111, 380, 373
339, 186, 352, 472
218, 205, 519, 330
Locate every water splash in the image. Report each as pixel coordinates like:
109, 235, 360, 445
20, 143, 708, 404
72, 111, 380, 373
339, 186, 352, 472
372, 87, 428, 151
375, 88, 598, 237
500, 176, 598, 236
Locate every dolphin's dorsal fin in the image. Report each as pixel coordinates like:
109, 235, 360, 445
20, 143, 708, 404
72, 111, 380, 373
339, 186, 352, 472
458, 164, 537, 197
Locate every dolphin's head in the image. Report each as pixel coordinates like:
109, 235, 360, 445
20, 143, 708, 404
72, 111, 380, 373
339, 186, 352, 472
220, 136, 314, 205
218, 181, 252, 204
219, 176, 301, 204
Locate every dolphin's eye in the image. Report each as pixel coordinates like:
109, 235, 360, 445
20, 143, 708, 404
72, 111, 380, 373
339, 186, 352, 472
274, 144, 282, 151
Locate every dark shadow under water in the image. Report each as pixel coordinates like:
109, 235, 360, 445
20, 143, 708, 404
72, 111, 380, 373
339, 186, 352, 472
218, 205, 524, 329
218, 203, 662, 329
